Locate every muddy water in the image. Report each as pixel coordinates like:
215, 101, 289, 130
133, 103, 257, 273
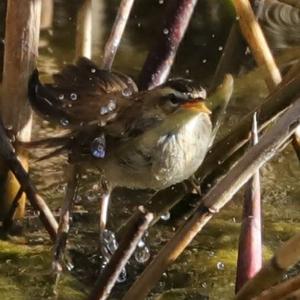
0, 1, 300, 299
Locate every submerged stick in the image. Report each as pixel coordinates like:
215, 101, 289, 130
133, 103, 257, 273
235, 113, 262, 292
138, 0, 198, 90
88, 207, 153, 300
101, 0, 135, 70
122, 94, 300, 300
235, 233, 300, 299
0, 120, 58, 240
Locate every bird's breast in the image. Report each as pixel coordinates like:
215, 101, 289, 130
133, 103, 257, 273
151, 112, 212, 188
102, 111, 212, 190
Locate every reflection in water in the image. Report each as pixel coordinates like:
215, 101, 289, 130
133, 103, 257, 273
259, 0, 300, 51
1, 0, 300, 299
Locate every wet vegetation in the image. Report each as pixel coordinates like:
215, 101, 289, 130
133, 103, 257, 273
0, 0, 300, 299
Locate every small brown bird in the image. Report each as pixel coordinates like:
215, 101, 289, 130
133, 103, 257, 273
28, 57, 212, 191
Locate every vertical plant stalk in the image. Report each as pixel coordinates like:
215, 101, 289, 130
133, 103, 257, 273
235, 113, 262, 292
138, 0, 198, 90
76, 0, 92, 59
235, 233, 300, 299
101, 0, 135, 70
88, 207, 153, 300
122, 94, 300, 300
0, 0, 41, 225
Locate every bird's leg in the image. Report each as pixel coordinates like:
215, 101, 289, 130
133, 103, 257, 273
98, 177, 112, 255
53, 164, 80, 273
188, 175, 202, 195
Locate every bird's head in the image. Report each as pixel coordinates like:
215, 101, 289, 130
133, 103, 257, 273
150, 79, 211, 115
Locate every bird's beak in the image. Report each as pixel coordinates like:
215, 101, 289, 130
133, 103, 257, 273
183, 100, 211, 114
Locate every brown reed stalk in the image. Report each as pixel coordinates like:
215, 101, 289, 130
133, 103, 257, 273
101, 0, 135, 70
0, 0, 41, 228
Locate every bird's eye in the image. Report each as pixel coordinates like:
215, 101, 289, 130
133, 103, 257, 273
169, 93, 180, 105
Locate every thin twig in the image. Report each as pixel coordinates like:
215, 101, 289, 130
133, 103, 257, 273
122, 94, 300, 300
88, 206, 153, 300
0, 120, 58, 241
53, 164, 79, 272
101, 0, 135, 70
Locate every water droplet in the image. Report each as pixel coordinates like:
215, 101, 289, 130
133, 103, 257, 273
163, 28, 169, 35
102, 229, 118, 258
100, 106, 109, 115
60, 118, 69, 126
137, 239, 145, 248
58, 94, 64, 100
70, 93, 78, 101
218, 46, 223, 51
122, 88, 132, 97
74, 194, 82, 204
159, 0, 164, 3
86, 190, 97, 202
134, 245, 150, 264
202, 59, 207, 63
211, 34, 215, 38
201, 282, 207, 288
160, 211, 170, 221
107, 99, 116, 111
217, 261, 225, 270
117, 268, 127, 283
91, 68, 96, 73
90, 134, 106, 158
137, 22, 141, 28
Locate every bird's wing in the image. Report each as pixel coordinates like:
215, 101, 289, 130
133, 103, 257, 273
28, 57, 138, 127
